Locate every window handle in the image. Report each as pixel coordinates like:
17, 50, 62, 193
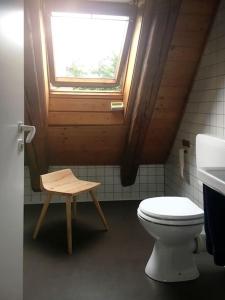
18, 121, 36, 144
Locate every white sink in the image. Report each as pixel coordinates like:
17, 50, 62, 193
196, 134, 225, 196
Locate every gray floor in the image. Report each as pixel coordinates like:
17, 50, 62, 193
24, 201, 225, 300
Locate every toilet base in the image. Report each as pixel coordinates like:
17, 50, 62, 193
145, 240, 200, 282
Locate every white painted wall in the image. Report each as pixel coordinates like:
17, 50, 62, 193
165, 0, 225, 208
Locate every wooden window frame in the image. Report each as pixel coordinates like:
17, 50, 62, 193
43, 0, 137, 90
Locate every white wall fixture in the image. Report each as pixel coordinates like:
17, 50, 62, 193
110, 101, 124, 111
179, 148, 185, 179
18, 121, 36, 151
196, 134, 225, 196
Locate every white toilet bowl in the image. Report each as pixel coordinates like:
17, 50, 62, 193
137, 197, 204, 282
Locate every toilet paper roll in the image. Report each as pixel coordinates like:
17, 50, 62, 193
179, 148, 185, 179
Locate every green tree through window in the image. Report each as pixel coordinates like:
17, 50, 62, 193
66, 53, 119, 79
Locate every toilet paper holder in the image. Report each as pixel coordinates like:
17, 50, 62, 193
179, 139, 191, 179
182, 139, 191, 148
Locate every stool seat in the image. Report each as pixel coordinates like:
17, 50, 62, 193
33, 169, 109, 255
41, 169, 100, 195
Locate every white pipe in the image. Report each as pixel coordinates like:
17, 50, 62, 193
193, 232, 206, 254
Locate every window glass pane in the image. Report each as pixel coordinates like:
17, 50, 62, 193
51, 12, 129, 80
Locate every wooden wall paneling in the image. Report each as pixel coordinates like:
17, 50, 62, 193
48, 126, 127, 165
25, 0, 49, 190
49, 97, 114, 112
48, 111, 124, 125
120, 0, 182, 186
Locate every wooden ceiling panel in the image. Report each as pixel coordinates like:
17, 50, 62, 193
161, 61, 197, 87
141, 125, 179, 163
175, 14, 212, 33
167, 45, 202, 62
171, 30, 207, 47
180, 0, 217, 15
141, 0, 219, 167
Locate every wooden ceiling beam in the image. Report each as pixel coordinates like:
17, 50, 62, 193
25, 0, 49, 191
121, 0, 182, 186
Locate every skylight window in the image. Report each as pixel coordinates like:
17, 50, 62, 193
44, 0, 137, 93
46, 11, 134, 91
51, 13, 129, 83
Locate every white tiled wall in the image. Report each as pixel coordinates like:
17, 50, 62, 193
165, 0, 225, 208
25, 165, 164, 204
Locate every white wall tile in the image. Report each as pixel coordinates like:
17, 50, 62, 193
25, 164, 165, 204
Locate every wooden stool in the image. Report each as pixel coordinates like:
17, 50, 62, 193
32, 169, 109, 255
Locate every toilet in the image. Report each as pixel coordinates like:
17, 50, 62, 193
137, 197, 204, 282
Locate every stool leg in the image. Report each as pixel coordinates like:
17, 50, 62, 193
71, 196, 77, 219
89, 190, 109, 231
33, 193, 52, 239
66, 197, 73, 255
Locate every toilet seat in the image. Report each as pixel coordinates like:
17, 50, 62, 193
138, 208, 204, 225
138, 197, 204, 226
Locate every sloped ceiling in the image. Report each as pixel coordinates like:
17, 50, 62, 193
141, 0, 219, 164
25, 0, 219, 189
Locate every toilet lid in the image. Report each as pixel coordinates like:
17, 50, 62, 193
139, 197, 204, 221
